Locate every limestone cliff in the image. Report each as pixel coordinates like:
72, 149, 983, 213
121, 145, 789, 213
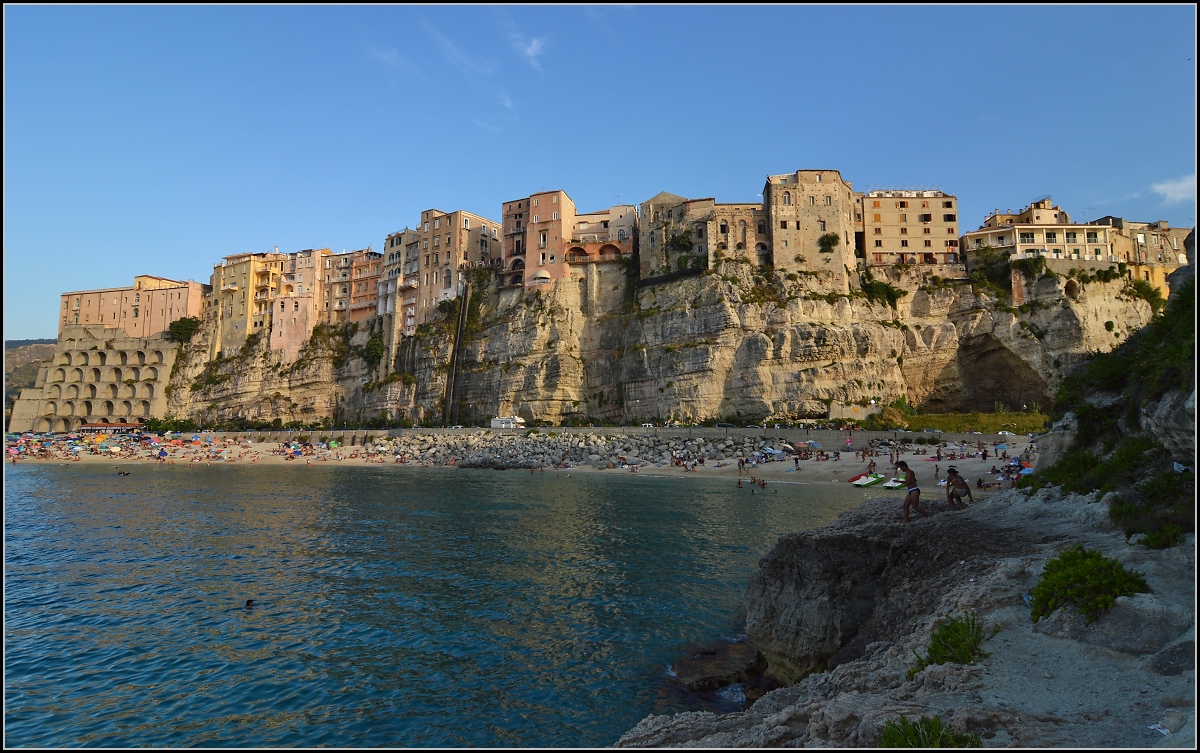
162, 262, 1157, 427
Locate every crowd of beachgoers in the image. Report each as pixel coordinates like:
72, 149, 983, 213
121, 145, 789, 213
5, 428, 1036, 495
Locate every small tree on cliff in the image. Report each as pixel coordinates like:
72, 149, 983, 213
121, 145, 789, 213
363, 332, 385, 371
817, 233, 841, 254
167, 316, 202, 343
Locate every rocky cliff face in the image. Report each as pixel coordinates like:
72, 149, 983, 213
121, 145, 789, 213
162, 262, 1157, 426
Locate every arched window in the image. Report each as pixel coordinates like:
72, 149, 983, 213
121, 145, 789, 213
783, 192, 791, 206
443, 269, 452, 289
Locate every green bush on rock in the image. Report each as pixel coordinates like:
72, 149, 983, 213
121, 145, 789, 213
880, 715, 981, 748
1030, 545, 1149, 624
906, 612, 996, 679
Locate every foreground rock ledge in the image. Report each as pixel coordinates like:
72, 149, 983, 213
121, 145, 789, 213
618, 490, 1195, 748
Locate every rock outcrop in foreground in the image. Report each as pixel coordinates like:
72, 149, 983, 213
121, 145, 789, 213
618, 491, 1195, 747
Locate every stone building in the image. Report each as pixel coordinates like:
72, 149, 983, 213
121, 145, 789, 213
377, 228, 420, 373
58, 275, 208, 340
962, 197, 1118, 265
862, 190, 960, 267
638, 193, 764, 276
500, 191, 634, 289
1095, 216, 1189, 293
763, 169, 859, 291
8, 325, 179, 432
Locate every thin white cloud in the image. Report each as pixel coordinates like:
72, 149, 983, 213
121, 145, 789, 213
511, 34, 545, 69
498, 91, 514, 110
427, 27, 495, 77
1150, 174, 1197, 205
366, 46, 431, 84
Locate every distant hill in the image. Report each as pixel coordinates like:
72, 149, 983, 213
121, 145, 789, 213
5, 341, 57, 413
5, 338, 56, 349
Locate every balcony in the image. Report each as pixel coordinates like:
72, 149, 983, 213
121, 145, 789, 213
504, 226, 526, 237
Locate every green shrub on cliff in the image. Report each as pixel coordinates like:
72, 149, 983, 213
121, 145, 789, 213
879, 715, 981, 747
906, 612, 995, 679
1030, 545, 1149, 624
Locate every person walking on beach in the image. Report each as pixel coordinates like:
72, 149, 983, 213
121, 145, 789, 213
896, 461, 928, 526
946, 467, 973, 510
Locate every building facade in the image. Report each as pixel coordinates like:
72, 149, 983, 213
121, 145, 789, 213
861, 190, 960, 267
59, 276, 208, 340
962, 197, 1117, 265
763, 169, 859, 290
412, 209, 501, 324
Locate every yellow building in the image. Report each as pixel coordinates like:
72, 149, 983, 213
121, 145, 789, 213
209, 250, 288, 358
862, 190, 960, 268
412, 209, 501, 325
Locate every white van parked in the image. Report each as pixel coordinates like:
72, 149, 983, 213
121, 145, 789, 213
490, 416, 526, 429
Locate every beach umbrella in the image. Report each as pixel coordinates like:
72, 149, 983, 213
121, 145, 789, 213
158, 450, 168, 458
293, 449, 303, 456
995, 443, 1009, 449
1020, 467, 1034, 475
7, 448, 18, 455
808, 441, 822, 448
71, 446, 82, 453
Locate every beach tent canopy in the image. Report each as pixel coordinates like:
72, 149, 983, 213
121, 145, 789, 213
995, 443, 1010, 449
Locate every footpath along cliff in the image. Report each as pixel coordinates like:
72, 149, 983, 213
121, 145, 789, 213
164, 260, 1159, 427
617, 275, 1196, 748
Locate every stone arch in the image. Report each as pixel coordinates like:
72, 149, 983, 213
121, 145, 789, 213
130, 367, 141, 381
122, 383, 136, 398
119, 351, 129, 365
735, 242, 745, 251
85, 384, 97, 399
510, 258, 525, 272
136, 351, 147, 365
99, 417, 111, 424
60, 368, 74, 382
37, 417, 53, 432
47, 384, 62, 398
153, 350, 165, 364
66, 384, 80, 399
566, 245, 588, 262
64, 401, 76, 416
106, 384, 119, 399
78, 351, 90, 366
140, 383, 155, 399
510, 273, 524, 286
120, 401, 133, 416
598, 243, 620, 259
138, 400, 151, 417
1064, 279, 1081, 300
97, 351, 108, 365
103, 401, 115, 417
58, 352, 72, 366
45, 401, 58, 415
54, 417, 70, 432
145, 366, 159, 380
88, 368, 101, 382
83, 401, 94, 416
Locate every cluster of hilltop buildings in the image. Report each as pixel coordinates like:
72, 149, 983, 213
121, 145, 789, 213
38, 170, 1189, 431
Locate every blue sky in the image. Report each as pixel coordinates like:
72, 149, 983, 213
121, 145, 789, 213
5, 5, 1196, 339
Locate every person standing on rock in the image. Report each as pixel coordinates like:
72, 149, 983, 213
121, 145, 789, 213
945, 467, 973, 510
896, 461, 929, 525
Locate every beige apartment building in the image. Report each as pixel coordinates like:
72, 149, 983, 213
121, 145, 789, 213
962, 197, 1117, 264
861, 190, 960, 267
501, 191, 635, 288
268, 248, 331, 362
411, 209, 501, 325
58, 275, 208, 340
348, 249, 383, 325
377, 228, 420, 372
209, 250, 289, 357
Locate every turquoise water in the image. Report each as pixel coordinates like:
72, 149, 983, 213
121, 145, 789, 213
4, 465, 883, 747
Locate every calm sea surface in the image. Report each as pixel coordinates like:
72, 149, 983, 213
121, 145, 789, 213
5, 464, 887, 747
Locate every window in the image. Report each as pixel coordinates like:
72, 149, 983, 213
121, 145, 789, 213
549, 255, 556, 263
757, 221, 765, 234
133, 308, 139, 318
808, 196, 815, 206
532, 215, 539, 223
924, 240, 932, 247
943, 214, 956, 222
872, 200, 881, 208
900, 240, 909, 248
434, 219, 440, 229
1045, 232, 1057, 243
900, 228, 908, 235
1086, 232, 1099, 243
1019, 232, 1035, 244
874, 240, 883, 247
921, 201, 928, 208
780, 220, 788, 229
433, 253, 439, 265
444, 269, 452, 288
946, 240, 958, 247
873, 214, 881, 222
533, 198, 539, 207
874, 227, 882, 235
923, 227, 931, 234
919, 213, 932, 222
815, 174, 822, 182
783, 192, 791, 206
617, 229, 626, 241
818, 220, 826, 231
540, 252, 547, 265
719, 222, 728, 234
464, 218, 470, 228
900, 213, 907, 222
824, 196, 831, 206
943, 200, 953, 208
898, 201, 908, 208
552, 212, 558, 220
947, 227, 955, 234
434, 236, 440, 246
552, 195, 557, 203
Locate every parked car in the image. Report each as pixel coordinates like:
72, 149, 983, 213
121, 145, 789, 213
448, 425, 463, 429
998, 430, 1015, 435
641, 423, 655, 428
747, 424, 761, 429
922, 428, 943, 434
715, 422, 735, 428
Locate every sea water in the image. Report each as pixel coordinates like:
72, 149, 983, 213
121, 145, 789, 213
4, 464, 889, 747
